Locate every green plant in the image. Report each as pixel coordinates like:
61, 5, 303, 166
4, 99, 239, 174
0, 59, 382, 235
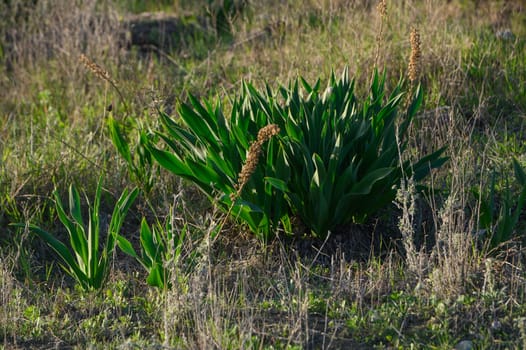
142, 68, 446, 239
14, 179, 138, 291
116, 211, 187, 289
145, 94, 289, 242
108, 116, 156, 193
266, 69, 447, 236
475, 158, 526, 249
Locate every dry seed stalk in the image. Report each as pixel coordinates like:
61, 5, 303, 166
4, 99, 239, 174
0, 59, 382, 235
408, 27, 422, 85
79, 54, 128, 112
231, 124, 280, 201
377, 0, 387, 18
79, 54, 116, 86
374, 0, 388, 67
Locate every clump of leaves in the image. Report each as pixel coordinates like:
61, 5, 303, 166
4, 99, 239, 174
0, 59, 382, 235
116, 209, 188, 289
266, 68, 447, 236
120, 68, 446, 241
14, 178, 138, 290
144, 94, 289, 242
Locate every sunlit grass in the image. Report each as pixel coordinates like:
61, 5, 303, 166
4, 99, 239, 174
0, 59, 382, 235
1, 0, 526, 348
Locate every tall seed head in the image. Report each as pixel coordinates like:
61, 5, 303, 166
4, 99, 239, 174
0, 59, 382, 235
79, 54, 117, 86
231, 124, 280, 201
256, 123, 280, 143
408, 27, 422, 84
377, 0, 387, 20
374, 0, 388, 67
79, 53, 128, 112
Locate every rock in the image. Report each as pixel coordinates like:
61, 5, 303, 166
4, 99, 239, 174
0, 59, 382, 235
454, 340, 474, 350
496, 29, 515, 41
122, 12, 208, 52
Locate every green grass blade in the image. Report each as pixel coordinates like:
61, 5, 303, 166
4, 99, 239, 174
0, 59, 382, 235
88, 178, 102, 283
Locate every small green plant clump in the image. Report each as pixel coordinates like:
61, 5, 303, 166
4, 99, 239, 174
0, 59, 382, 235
266, 69, 446, 236
13, 178, 138, 291
116, 210, 188, 289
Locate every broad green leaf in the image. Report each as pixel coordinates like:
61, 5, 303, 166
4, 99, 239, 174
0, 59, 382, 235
179, 102, 218, 148
513, 158, 526, 186
53, 190, 88, 269
146, 265, 165, 288
350, 167, 394, 195
149, 147, 194, 178
108, 187, 139, 258
189, 94, 219, 133
68, 185, 83, 226
116, 235, 139, 260
264, 177, 288, 192
24, 224, 87, 284
140, 219, 158, 262
411, 147, 448, 181
311, 154, 326, 188
108, 116, 132, 164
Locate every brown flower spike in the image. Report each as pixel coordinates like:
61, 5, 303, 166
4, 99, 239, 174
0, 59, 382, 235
374, 0, 388, 67
408, 27, 422, 84
377, 0, 387, 19
79, 54, 117, 86
231, 124, 280, 201
79, 54, 128, 112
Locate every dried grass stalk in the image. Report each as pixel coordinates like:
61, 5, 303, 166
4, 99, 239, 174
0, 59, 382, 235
374, 0, 388, 67
79, 54, 116, 86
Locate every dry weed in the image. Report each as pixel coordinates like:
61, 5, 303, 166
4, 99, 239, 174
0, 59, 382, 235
395, 177, 427, 281
374, 0, 387, 67
0, 256, 22, 347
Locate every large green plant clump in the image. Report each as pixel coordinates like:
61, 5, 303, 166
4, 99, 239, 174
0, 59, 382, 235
121, 68, 446, 240
265, 69, 446, 236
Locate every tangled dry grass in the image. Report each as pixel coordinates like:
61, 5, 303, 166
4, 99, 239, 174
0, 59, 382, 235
1, 0, 526, 348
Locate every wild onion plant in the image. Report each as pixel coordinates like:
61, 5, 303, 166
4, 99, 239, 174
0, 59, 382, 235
266, 68, 447, 236
15, 179, 138, 290
116, 68, 446, 240
116, 212, 187, 289
144, 95, 289, 242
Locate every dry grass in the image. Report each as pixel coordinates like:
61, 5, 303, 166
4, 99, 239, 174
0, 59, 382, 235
1, 0, 526, 348
0, 256, 19, 347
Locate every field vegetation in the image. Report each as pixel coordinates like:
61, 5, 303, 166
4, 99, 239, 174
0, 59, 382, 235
1, 0, 526, 348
